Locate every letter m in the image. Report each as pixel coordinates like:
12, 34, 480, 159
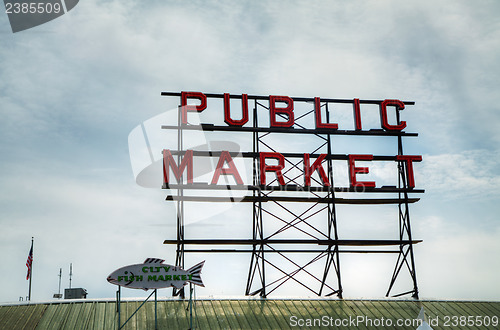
163, 149, 194, 185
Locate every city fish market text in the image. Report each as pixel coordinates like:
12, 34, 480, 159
118, 267, 191, 283
107, 258, 204, 290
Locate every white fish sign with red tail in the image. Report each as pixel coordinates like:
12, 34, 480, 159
107, 258, 204, 290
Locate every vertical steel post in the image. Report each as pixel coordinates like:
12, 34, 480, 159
320, 102, 343, 298
386, 106, 419, 299
175, 95, 186, 299
28, 237, 33, 302
246, 99, 266, 297
155, 289, 158, 330
189, 283, 193, 329
116, 286, 121, 328
256, 100, 266, 298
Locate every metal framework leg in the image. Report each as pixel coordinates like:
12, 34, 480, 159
386, 116, 419, 299
174, 103, 186, 299
116, 286, 121, 328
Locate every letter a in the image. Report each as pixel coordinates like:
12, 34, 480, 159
211, 151, 244, 184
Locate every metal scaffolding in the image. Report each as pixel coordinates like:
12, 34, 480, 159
161, 92, 423, 299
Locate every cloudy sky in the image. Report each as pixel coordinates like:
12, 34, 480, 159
1, 0, 499, 303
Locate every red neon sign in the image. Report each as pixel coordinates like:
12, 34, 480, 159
163, 150, 422, 189
348, 154, 376, 188
224, 93, 249, 126
164, 92, 422, 190
180, 92, 206, 124
180, 91, 411, 131
270, 95, 295, 128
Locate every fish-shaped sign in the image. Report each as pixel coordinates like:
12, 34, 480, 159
107, 258, 204, 290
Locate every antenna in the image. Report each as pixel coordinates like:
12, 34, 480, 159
53, 268, 63, 299
69, 263, 73, 289
58, 268, 62, 295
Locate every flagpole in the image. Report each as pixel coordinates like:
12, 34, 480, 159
28, 237, 33, 302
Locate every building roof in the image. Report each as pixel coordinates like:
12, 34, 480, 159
1, 298, 499, 329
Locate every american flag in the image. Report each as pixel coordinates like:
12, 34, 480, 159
26, 242, 33, 280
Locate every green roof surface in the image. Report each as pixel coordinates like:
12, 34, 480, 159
1, 299, 499, 329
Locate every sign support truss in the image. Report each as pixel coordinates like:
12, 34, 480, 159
161, 92, 423, 299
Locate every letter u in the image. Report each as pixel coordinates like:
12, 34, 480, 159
224, 93, 249, 126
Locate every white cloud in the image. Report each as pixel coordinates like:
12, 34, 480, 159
416, 216, 500, 300
1, 0, 499, 302
418, 150, 500, 200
